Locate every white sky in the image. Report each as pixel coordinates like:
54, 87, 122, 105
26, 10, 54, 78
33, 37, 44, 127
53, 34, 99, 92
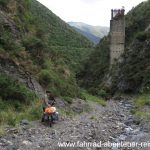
37, 0, 146, 27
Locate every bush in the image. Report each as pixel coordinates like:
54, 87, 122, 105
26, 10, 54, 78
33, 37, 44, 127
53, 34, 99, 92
0, 98, 23, 112
141, 67, 150, 92
78, 91, 86, 100
77, 36, 109, 91
0, 31, 22, 51
0, 0, 10, 8
0, 109, 17, 126
97, 89, 108, 99
134, 94, 150, 108
63, 97, 73, 104
22, 36, 46, 64
136, 31, 150, 41
39, 69, 52, 87
0, 74, 35, 103
28, 102, 42, 120
81, 90, 106, 106
39, 69, 80, 97
0, 98, 42, 127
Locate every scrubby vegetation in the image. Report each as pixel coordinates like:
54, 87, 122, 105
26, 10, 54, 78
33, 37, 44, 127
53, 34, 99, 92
0, 0, 150, 128
0, 74, 35, 104
0, 74, 41, 128
116, 0, 150, 93
78, 0, 150, 94
81, 90, 106, 106
0, 98, 42, 127
0, 0, 93, 99
77, 36, 109, 95
132, 93, 150, 121
0, 0, 93, 127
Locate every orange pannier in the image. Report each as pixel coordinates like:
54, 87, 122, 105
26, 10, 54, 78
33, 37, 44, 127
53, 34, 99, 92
45, 107, 56, 113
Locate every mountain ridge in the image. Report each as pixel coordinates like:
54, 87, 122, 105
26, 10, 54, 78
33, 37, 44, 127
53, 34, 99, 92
68, 21, 109, 44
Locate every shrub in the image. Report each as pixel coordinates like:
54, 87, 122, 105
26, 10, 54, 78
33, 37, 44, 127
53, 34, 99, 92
22, 36, 46, 64
136, 31, 150, 41
0, 74, 35, 103
38, 69, 52, 87
27, 102, 42, 120
0, 109, 17, 126
0, 99, 42, 127
134, 94, 150, 108
63, 97, 73, 104
81, 90, 106, 106
39, 69, 80, 97
0, 31, 22, 51
0, 0, 10, 8
97, 89, 108, 99
141, 67, 150, 92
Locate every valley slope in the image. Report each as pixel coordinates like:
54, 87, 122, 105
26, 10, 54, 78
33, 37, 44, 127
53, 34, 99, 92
68, 22, 109, 44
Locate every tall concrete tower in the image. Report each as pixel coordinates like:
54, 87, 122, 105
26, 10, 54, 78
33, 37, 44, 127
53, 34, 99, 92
110, 8, 125, 65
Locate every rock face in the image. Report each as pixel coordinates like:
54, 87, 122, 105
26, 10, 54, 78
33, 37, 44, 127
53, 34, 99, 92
0, 99, 150, 150
0, 10, 19, 38
0, 57, 45, 98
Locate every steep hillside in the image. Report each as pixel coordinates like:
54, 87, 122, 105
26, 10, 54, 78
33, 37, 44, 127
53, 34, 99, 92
0, 0, 93, 100
68, 22, 109, 44
116, 0, 150, 93
78, 0, 150, 95
71, 26, 100, 45
77, 36, 110, 95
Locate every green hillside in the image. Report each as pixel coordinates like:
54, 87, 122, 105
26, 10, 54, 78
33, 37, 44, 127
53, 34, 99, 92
77, 36, 110, 95
78, 0, 150, 95
0, 0, 93, 100
116, 0, 150, 93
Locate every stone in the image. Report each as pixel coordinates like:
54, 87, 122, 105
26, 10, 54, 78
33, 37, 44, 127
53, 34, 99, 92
117, 122, 126, 127
0, 99, 149, 150
39, 143, 45, 147
20, 119, 30, 125
118, 134, 126, 141
12, 146, 19, 150
109, 136, 115, 140
22, 140, 32, 145
1, 138, 7, 143
124, 127, 133, 134
8, 128, 19, 134
132, 128, 140, 134
7, 140, 13, 145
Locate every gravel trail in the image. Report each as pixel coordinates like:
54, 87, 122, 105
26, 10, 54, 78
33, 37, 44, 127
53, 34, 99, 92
0, 99, 150, 150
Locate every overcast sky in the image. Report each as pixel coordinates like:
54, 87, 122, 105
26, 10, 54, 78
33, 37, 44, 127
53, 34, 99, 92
37, 0, 146, 27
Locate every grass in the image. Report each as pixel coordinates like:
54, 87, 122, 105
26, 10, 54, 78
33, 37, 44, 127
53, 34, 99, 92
0, 98, 42, 136
135, 111, 150, 121
134, 93, 150, 108
81, 90, 106, 106
63, 97, 73, 104
90, 115, 97, 120
0, 125, 5, 136
132, 93, 150, 121
0, 74, 35, 104
58, 108, 77, 118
